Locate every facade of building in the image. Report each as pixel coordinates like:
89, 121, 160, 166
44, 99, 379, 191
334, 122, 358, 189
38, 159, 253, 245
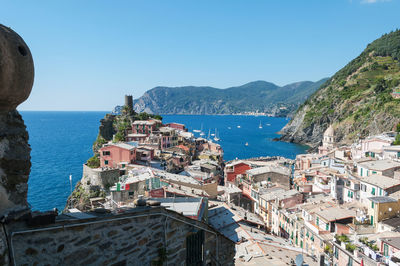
99, 142, 137, 168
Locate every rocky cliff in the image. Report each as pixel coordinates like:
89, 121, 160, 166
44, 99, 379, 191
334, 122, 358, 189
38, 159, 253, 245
280, 30, 400, 148
132, 79, 328, 117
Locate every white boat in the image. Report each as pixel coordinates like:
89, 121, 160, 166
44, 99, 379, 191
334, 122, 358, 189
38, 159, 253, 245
199, 123, 205, 135
193, 129, 201, 133
211, 133, 215, 136
259, 121, 262, 129
237, 125, 241, 128
213, 128, 220, 141
245, 142, 249, 146
266, 123, 271, 126
228, 127, 231, 129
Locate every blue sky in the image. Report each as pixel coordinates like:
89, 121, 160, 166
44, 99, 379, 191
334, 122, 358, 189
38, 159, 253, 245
2, 0, 399, 111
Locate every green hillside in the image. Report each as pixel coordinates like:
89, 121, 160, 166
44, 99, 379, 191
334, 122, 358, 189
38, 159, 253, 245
280, 30, 400, 147
132, 79, 327, 116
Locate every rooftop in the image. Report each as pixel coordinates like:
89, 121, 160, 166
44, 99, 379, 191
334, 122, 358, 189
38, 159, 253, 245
380, 237, 400, 250
148, 197, 205, 219
358, 159, 400, 171
104, 142, 138, 150
384, 146, 400, 152
315, 206, 357, 222
246, 165, 290, 176
382, 216, 400, 230
368, 196, 397, 204
361, 174, 400, 189
132, 120, 155, 125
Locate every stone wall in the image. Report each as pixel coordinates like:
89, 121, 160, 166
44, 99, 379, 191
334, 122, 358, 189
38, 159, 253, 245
0, 110, 31, 215
5, 206, 235, 266
82, 164, 120, 191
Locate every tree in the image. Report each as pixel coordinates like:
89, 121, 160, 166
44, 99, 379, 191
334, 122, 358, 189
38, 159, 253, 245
87, 155, 100, 168
114, 131, 125, 142
394, 134, 400, 145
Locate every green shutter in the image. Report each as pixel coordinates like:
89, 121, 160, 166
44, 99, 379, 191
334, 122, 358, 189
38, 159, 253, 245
117, 182, 121, 191
326, 223, 329, 231
372, 187, 375, 195
372, 201, 374, 208
316, 217, 319, 226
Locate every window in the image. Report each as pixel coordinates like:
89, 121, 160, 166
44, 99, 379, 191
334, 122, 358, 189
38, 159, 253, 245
326, 223, 329, 231
371, 201, 374, 209
379, 188, 382, 196
371, 187, 375, 195
104, 160, 108, 165
334, 246, 339, 259
186, 230, 204, 265
316, 217, 319, 226
348, 257, 353, 266
350, 192, 353, 198
384, 243, 389, 256
102, 151, 110, 156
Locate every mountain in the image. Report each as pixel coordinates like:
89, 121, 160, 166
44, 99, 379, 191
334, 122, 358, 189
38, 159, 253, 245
280, 30, 400, 148
132, 79, 328, 117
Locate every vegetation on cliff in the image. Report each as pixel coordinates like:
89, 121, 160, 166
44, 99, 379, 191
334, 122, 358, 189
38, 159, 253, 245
280, 30, 400, 147
132, 79, 328, 117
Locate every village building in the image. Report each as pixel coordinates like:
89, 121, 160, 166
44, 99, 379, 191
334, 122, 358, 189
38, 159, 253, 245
224, 160, 251, 185
165, 122, 187, 132
367, 196, 400, 228
356, 159, 400, 178
158, 127, 179, 149
99, 142, 137, 168
319, 125, 336, 156
359, 174, 400, 204
131, 119, 162, 135
245, 165, 291, 189
360, 134, 394, 159
383, 145, 400, 160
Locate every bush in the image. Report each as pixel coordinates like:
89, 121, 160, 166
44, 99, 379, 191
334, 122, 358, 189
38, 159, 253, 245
87, 155, 100, 168
114, 131, 125, 142
345, 243, 356, 253
324, 245, 332, 254
394, 134, 400, 145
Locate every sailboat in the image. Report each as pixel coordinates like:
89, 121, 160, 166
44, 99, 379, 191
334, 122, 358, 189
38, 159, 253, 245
259, 121, 262, 129
207, 129, 211, 140
199, 123, 205, 136
194, 123, 202, 133
213, 128, 220, 141
245, 142, 249, 146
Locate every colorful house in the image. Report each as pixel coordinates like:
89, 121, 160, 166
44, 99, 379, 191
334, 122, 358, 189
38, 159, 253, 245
99, 142, 137, 168
224, 160, 251, 185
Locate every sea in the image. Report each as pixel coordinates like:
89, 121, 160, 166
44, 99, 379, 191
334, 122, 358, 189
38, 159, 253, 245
21, 111, 308, 211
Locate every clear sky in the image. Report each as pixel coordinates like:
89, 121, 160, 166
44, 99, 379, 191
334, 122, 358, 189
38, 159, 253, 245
2, 0, 399, 111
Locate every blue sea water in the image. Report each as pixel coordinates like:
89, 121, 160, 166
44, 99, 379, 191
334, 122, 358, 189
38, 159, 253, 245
21, 112, 307, 211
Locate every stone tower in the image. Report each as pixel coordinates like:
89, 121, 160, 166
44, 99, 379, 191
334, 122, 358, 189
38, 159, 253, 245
0, 24, 34, 216
125, 95, 133, 110
322, 124, 335, 148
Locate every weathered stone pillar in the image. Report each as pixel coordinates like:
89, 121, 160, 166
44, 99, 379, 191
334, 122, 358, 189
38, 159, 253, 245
0, 24, 34, 216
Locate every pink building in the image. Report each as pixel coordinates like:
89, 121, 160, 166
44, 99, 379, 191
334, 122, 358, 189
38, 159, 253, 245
132, 119, 162, 135
165, 122, 187, 132
99, 142, 137, 168
361, 136, 393, 158
159, 127, 178, 149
